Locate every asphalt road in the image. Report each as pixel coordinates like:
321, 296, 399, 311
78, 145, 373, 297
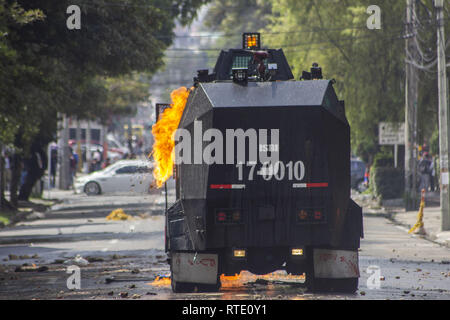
0, 190, 449, 300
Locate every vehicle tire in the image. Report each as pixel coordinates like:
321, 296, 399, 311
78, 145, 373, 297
307, 277, 358, 293
85, 181, 101, 196
171, 278, 196, 293
196, 274, 221, 292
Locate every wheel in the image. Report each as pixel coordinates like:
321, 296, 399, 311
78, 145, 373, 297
196, 274, 221, 292
84, 181, 101, 195
171, 278, 196, 293
307, 277, 358, 293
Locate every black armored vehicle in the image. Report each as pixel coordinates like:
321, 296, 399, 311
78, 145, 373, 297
166, 33, 363, 293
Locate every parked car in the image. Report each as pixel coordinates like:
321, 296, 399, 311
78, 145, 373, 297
74, 160, 153, 195
351, 159, 367, 192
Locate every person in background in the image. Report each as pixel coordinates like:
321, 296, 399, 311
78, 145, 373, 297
89, 159, 97, 173
20, 160, 27, 188
4, 151, 11, 192
93, 149, 102, 171
50, 144, 57, 188
102, 157, 111, 169
69, 146, 78, 187
430, 154, 436, 192
364, 165, 370, 188
418, 152, 431, 192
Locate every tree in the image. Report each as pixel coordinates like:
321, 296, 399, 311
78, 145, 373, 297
1, 0, 208, 206
204, 0, 448, 165
266, 0, 407, 163
0, 0, 44, 207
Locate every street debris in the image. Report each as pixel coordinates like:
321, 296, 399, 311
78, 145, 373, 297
86, 256, 105, 263
106, 209, 132, 221
15, 264, 48, 272
105, 275, 154, 284
64, 254, 89, 266
51, 259, 65, 264
7, 254, 39, 261
119, 292, 128, 298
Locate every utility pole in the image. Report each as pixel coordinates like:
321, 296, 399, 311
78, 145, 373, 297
58, 113, 70, 190
405, 0, 419, 210
85, 120, 91, 173
76, 118, 83, 173
435, 0, 450, 230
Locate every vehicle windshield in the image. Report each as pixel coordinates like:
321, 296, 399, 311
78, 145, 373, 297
102, 162, 123, 174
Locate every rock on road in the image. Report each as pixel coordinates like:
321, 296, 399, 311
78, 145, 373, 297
0, 189, 449, 300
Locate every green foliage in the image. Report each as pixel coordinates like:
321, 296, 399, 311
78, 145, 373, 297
430, 128, 439, 155
370, 166, 404, 200
203, 0, 272, 65
0, 0, 207, 203
373, 151, 394, 168
267, 0, 406, 164
0, 0, 207, 150
205, 0, 449, 164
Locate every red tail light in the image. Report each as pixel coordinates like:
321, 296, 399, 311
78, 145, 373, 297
296, 208, 325, 223
314, 210, 323, 220
217, 212, 227, 222
215, 209, 242, 224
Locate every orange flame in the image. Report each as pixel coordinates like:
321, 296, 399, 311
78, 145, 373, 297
151, 87, 191, 188
220, 271, 305, 288
149, 276, 171, 287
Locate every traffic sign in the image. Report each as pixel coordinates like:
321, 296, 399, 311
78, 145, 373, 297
379, 122, 405, 145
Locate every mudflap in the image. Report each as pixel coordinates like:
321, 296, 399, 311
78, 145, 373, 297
313, 248, 359, 279
306, 248, 359, 293
171, 252, 219, 285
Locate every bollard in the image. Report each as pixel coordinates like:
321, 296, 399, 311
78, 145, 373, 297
408, 189, 426, 235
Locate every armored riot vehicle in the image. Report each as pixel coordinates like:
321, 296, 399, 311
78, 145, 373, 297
166, 33, 363, 293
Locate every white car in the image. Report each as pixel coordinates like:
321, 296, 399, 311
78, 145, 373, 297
75, 160, 154, 195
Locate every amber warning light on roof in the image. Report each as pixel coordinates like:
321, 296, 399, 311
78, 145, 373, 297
243, 32, 260, 50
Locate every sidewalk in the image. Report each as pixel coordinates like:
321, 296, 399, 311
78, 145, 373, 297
357, 191, 450, 248
387, 192, 450, 247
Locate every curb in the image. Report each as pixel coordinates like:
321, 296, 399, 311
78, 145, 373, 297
49, 202, 164, 213
385, 210, 450, 249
